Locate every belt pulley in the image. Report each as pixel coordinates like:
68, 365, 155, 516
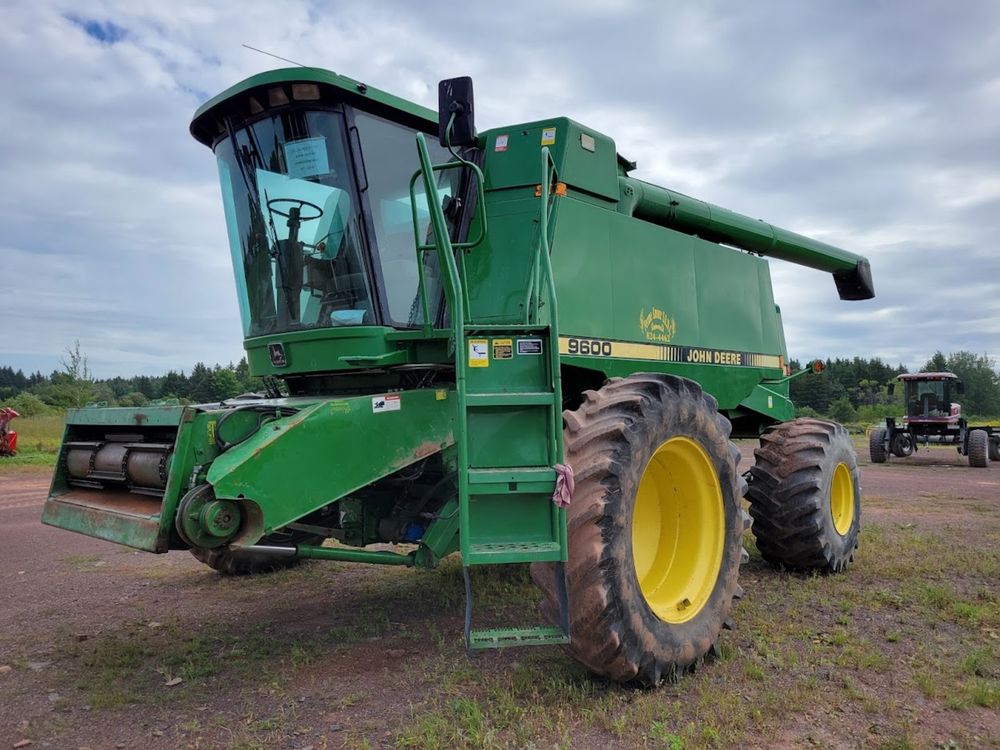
175, 483, 242, 549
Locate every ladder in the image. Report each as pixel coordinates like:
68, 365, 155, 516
410, 134, 569, 649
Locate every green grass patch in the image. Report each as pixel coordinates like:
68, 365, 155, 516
0, 413, 63, 469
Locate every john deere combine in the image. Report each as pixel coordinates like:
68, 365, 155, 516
44, 69, 874, 684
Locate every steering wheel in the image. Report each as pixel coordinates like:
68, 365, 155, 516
266, 198, 324, 222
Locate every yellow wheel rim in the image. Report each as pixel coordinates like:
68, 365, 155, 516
830, 462, 855, 536
631, 437, 725, 624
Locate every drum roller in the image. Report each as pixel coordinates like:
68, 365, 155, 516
64, 441, 174, 493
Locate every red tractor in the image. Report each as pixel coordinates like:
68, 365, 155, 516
0, 407, 19, 457
870, 372, 999, 467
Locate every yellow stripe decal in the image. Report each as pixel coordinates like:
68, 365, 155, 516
559, 336, 782, 369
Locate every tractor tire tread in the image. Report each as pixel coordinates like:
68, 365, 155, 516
869, 426, 888, 463
988, 436, 1000, 463
530, 372, 745, 685
747, 418, 860, 572
968, 429, 990, 468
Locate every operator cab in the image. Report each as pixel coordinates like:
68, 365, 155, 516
895, 372, 963, 423
191, 71, 472, 341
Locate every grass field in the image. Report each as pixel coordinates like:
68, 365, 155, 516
2, 416, 998, 747
2, 450, 997, 749
0, 414, 63, 469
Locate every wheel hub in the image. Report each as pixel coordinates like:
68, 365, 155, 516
631, 436, 725, 624
176, 484, 242, 549
829, 462, 855, 536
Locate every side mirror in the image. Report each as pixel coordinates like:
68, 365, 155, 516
438, 77, 476, 148
887, 383, 895, 397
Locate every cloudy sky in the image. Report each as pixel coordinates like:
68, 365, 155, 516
2, 0, 998, 378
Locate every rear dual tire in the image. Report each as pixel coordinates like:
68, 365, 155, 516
969, 429, 991, 468
747, 419, 861, 572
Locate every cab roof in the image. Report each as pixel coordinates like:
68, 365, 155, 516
897, 372, 958, 381
190, 67, 437, 147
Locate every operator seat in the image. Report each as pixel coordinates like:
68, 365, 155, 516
919, 392, 939, 416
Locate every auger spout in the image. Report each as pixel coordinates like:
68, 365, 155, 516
618, 176, 874, 300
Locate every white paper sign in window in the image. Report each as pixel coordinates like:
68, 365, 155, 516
284, 137, 330, 179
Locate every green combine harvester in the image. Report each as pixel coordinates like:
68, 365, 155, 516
44, 68, 874, 684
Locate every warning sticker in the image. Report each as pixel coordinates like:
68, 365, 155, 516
541, 127, 556, 146
435, 389, 448, 401
372, 394, 401, 413
492, 338, 513, 360
495, 134, 509, 152
468, 339, 489, 367
517, 338, 544, 355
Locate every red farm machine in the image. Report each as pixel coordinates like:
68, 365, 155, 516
0, 407, 19, 457
870, 372, 1000, 467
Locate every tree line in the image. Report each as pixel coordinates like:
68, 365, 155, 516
1, 343, 258, 416
2, 344, 998, 421
790, 350, 1000, 421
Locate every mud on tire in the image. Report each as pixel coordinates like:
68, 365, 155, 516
530, 374, 748, 686
747, 418, 860, 572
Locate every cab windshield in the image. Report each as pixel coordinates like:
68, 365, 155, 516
214, 107, 462, 337
904, 380, 948, 418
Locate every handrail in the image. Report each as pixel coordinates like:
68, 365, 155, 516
538, 148, 566, 468
409, 135, 566, 566
523, 148, 559, 324
409, 130, 476, 558
533, 148, 567, 561
408, 156, 488, 335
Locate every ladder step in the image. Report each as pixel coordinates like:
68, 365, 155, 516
467, 541, 562, 564
466, 466, 555, 495
468, 467, 555, 483
468, 626, 569, 650
466, 392, 555, 407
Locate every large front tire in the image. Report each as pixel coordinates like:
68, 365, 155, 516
531, 374, 748, 685
747, 418, 860, 572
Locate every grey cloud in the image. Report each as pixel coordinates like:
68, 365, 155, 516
2, 0, 998, 377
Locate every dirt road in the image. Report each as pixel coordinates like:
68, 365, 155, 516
1, 447, 997, 749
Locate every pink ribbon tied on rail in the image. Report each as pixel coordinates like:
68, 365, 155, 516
552, 463, 575, 508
